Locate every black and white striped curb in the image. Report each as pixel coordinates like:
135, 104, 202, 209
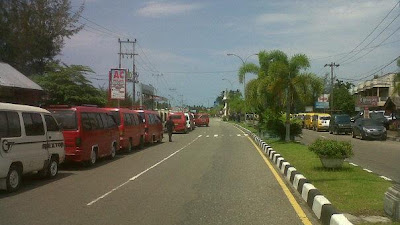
235, 124, 353, 225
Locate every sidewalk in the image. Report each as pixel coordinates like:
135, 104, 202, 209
387, 130, 400, 142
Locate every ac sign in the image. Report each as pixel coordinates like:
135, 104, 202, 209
109, 69, 126, 100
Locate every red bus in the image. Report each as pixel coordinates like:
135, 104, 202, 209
168, 112, 187, 133
49, 106, 119, 166
134, 110, 163, 144
104, 108, 145, 152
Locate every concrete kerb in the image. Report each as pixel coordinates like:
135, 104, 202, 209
234, 124, 353, 225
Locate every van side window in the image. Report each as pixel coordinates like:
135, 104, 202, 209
95, 113, 104, 129
100, 113, 109, 128
81, 113, 92, 130
44, 115, 60, 132
107, 114, 117, 128
0, 111, 21, 138
88, 113, 99, 130
123, 113, 132, 126
22, 113, 45, 136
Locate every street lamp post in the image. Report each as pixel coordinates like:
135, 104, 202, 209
227, 53, 258, 123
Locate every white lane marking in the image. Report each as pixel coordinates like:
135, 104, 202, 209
214, 134, 218, 137
87, 136, 201, 206
237, 134, 241, 137
363, 168, 373, 173
244, 134, 248, 136
198, 135, 202, 137
349, 163, 358, 167
380, 176, 392, 181
206, 135, 210, 138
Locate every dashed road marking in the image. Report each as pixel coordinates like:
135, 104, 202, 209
198, 135, 202, 137
363, 168, 373, 173
349, 163, 358, 167
214, 134, 218, 137
206, 135, 210, 138
237, 134, 242, 137
380, 176, 392, 181
244, 134, 248, 136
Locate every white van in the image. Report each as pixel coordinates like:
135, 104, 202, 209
0, 103, 65, 192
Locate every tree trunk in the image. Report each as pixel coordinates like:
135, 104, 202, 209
285, 86, 291, 142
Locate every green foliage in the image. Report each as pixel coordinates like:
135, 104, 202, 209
394, 59, 400, 96
309, 138, 353, 158
0, 0, 83, 75
332, 79, 355, 115
258, 111, 302, 140
33, 63, 106, 106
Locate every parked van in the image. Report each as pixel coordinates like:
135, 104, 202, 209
184, 113, 195, 131
304, 113, 314, 129
168, 112, 187, 133
134, 110, 163, 144
0, 103, 65, 192
312, 113, 331, 131
49, 106, 119, 166
105, 108, 145, 152
194, 113, 209, 127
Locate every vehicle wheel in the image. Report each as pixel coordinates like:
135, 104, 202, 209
47, 157, 59, 178
126, 139, 133, 153
139, 136, 144, 149
6, 165, 21, 192
109, 144, 116, 159
86, 149, 97, 166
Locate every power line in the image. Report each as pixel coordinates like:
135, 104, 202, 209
335, 0, 400, 63
347, 55, 400, 82
339, 11, 400, 64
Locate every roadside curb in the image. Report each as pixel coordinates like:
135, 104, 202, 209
234, 124, 353, 225
387, 136, 400, 142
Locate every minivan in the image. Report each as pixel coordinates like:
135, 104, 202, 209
329, 114, 352, 135
105, 108, 145, 152
168, 112, 187, 133
49, 106, 119, 166
134, 110, 163, 144
312, 113, 331, 131
0, 103, 65, 192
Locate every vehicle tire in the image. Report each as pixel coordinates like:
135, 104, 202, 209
6, 165, 21, 193
139, 136, 144, 149
86, 149, 97, 166
126, 139, 133, 153
109, 144, 116, 159
47, 157, 59, 178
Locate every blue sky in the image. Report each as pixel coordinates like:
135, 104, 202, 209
61, 0, 400, 107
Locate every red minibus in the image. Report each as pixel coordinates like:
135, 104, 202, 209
195, 113, 209, 127
168, 112, 187, 133
49, 106, 119, 166
105, 108, 145, 152
134, 110, 163, 144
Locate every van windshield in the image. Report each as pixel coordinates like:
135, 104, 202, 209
51, 110, 77, 130
110, 111, 121, 126
336, 115, 350, 123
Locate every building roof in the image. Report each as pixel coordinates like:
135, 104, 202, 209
0, 62, 43, 91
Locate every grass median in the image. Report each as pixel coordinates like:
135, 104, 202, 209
267, 139, 394, 217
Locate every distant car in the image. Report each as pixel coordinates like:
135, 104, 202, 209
168, 112, 187, 133
352, 118, 387, 140
329, 114, 352, 135
195, 113, 209, 127
369, 111, 389, 129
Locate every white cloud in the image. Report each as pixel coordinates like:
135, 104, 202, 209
256, 13, 306, 25
137, 1, 203, 18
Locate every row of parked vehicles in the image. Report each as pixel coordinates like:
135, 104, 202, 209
296, 112, 388, 141
0, 102, 210, 192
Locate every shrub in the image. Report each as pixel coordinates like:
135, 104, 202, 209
309, 138, 353, 159
259, 111, 302, 140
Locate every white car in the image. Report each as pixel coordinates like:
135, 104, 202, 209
0, 103, 65, 192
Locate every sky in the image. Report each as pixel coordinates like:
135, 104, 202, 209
61, 0, 400, 107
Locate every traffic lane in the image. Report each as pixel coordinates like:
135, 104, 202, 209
0, 127, 207, 225
81, 120, 318, 225
301, 129, 400, 182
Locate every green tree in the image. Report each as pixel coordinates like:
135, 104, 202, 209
332, 80, 355, 115
33, 64, 106, 106
237, 50, 323, 141
0, 0, 83, 76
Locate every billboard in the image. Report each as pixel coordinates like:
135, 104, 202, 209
109, 69, 126, 100
356, 96, 379, 107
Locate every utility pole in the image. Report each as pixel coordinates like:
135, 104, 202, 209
324, 62, 339, 113
152, 73, 163, 110
118, 38, 138, 108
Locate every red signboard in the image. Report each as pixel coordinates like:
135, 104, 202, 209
109, 69, 126, 100
356, 96, 379, 107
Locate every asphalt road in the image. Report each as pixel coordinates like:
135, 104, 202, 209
300, 128, 400, 183
0, 118, 319, 225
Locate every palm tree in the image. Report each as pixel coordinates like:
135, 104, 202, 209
237, 50, 323, 141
